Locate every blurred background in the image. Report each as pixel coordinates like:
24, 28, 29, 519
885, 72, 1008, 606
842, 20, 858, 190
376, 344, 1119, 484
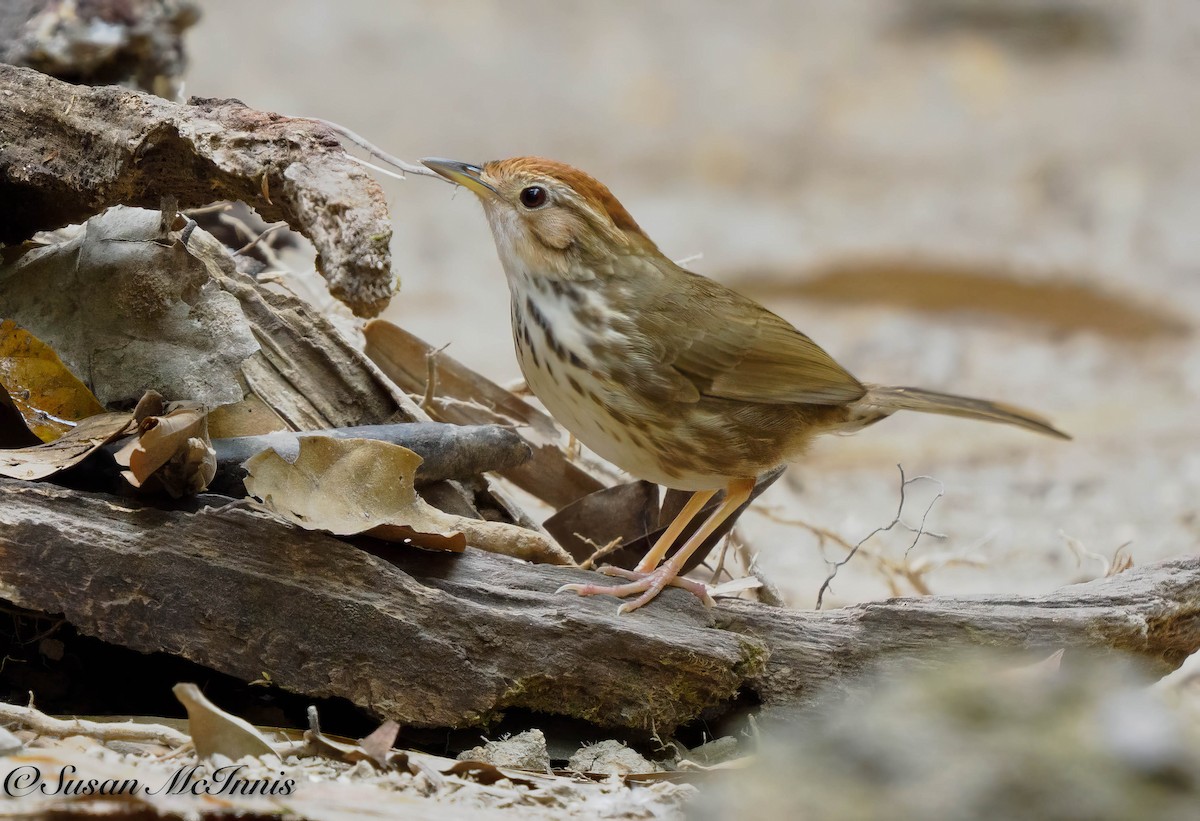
188, 0, 1198, 606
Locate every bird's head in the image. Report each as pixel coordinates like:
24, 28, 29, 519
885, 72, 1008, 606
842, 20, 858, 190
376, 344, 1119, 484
422, 156, 658, 281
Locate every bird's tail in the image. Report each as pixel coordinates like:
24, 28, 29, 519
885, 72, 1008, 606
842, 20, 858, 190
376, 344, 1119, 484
856, 385, 1070, 440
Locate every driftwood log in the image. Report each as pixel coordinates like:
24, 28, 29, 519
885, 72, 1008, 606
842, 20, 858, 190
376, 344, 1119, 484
1, 477, 1197, 733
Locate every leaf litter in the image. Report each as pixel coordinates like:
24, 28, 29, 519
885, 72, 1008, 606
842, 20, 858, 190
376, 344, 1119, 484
244, 435, 575, 561
0, 411, 133, 481
114, 396, 218, 497
0, 691, 705, 819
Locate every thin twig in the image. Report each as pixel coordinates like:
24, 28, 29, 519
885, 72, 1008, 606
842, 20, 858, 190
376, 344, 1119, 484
755, 507, 859, 553
21, 617, 65, 647
814, 465, 944, 610
759, 497, 972, 601
577, 535, 623, 570
214, 210, 287, 269
217, 210, 257, 243
743, 553, 786, 607
182, 202, 232, 217
0, 605, 66, 647
1108, 542, 1135, 576
234, 221, 287, 256
421, 343, 451, 412
904, 477, 945, 557
707, 534, 734, 586
1061, 531, 1136, 579
722, 531, 786, 605
0, 701, 189, 748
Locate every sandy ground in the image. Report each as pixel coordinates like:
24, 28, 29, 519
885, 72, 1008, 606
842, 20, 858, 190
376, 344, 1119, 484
187, 1, 1198, 607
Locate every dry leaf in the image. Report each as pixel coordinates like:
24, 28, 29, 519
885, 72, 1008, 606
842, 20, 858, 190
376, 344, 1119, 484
172, 682, 275, 761
154, 435, 218, 497
132, 389, 166, 422
303, 708, 374, 766
359, 721, 400, 770
0, 207, 259, 407
0, 319, 105, 441
244, 437, 575, 562
303, 717, 429, 779
442, 760, 540, 788
243, 437, 467, 552
114, 401, 216, 496
0, 411, 133, 480
303, 731, 368, 764
207, 394, 289, 438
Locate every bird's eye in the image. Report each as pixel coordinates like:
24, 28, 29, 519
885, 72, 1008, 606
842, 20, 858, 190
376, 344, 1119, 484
519, 186, 548, 209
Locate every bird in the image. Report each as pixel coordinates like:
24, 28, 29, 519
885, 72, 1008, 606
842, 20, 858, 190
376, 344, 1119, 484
422, 156, 1069, 613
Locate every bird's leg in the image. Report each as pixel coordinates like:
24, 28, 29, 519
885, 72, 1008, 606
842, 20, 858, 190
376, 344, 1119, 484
558, 478, 755, 613
634, 489, 717, 573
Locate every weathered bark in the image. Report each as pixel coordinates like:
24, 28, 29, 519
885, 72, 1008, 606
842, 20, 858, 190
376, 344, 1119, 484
206, 259, 426, 429
717, 566, 1200, 713
0, 63, 393, 316
1, 478, 1197, 733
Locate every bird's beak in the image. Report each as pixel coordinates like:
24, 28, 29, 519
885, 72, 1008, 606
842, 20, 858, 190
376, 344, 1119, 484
421, 158, 498, 198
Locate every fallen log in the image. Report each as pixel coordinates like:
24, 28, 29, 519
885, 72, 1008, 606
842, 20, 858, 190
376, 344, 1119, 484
0, 478, 1196, 733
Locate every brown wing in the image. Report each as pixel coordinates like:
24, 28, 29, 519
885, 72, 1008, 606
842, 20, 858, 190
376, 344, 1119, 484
627, 260, 866, 406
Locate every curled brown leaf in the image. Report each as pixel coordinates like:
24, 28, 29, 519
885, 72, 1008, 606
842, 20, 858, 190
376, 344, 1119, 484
0, 411, 133, 480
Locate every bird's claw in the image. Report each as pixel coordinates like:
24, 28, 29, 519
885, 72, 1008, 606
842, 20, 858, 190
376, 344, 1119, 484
557, 565, 714, 613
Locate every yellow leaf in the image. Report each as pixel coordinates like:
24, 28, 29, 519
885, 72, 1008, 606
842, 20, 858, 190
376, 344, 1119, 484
0, 319, 104, 442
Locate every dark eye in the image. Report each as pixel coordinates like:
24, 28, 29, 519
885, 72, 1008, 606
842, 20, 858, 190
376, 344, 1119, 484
519, 186, 547, 209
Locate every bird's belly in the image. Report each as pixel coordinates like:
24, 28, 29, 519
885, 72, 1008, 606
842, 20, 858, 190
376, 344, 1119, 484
516, 348, 670, 480
507, 283, 795, 491
514, 344, 753, 491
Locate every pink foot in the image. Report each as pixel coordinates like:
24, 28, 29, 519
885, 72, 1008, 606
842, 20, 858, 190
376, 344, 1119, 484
557, 565, 714, 613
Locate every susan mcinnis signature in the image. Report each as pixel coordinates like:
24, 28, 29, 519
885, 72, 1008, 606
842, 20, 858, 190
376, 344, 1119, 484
3, 763, 296, 798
